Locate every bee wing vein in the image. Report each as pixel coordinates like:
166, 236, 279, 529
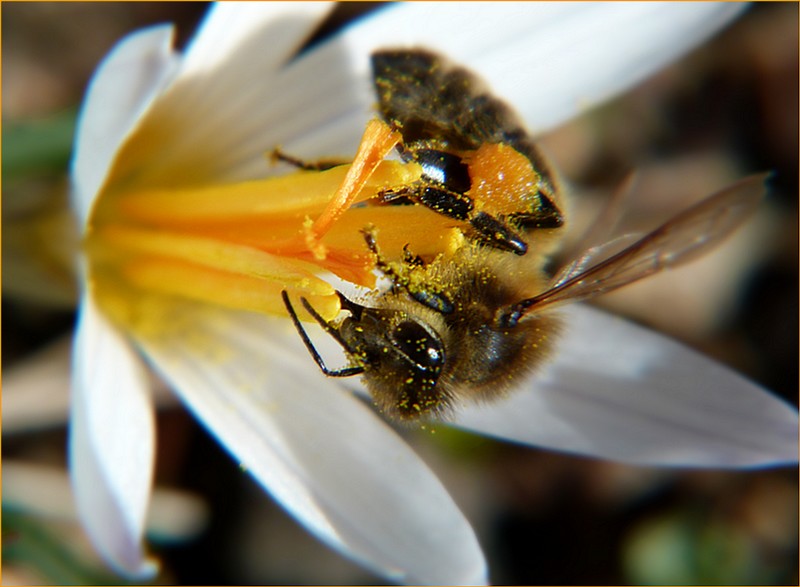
525, 174, 766, 313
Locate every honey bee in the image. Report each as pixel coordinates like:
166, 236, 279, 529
280, 50, 765, 422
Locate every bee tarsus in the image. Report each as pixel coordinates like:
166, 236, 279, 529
469, 211, 528, 255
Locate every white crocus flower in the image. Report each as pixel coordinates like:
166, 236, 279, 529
69, 2, 798, 584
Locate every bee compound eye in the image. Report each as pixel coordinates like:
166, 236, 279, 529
391, 320, 445, 374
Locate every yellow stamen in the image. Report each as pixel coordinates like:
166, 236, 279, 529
85, 146, 452, 334
305, 119, 403, 258
85, 118, 467, 340
106, 159, 416, 226
121, 258, 338, 318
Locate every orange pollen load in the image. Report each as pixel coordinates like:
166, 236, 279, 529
466, 142, 541, 217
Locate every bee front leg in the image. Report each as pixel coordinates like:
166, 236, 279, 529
402, 244, 426, 267
361, 227, 453, 314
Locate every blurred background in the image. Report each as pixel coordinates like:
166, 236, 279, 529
3, 2, 797, 584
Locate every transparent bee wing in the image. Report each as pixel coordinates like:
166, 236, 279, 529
552, 172, 642, 286
516, 173, 767, 316
556, 172, 641, 278
552, 233, 643, 286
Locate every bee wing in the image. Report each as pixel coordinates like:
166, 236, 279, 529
519, 174, 767, 315
554, 172, 641, 284
552, 233, 644, 286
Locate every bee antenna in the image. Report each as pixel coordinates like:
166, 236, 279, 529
281, 291, 365, 378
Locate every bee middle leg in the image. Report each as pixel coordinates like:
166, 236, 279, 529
380, 182, 530, 256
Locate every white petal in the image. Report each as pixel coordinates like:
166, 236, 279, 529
69, 294, 157, 577
177, 2, 334, 77
2, 333, 177, 434
115, 3, 743, 186
456, 305, 798, 468
312, 2, 745, 138
122, 3, 338, 186
71, 25, 179, 228
4, 461, 207, 544
135, 302, 486, 585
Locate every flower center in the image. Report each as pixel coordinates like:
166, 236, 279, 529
82, 120, 461, 335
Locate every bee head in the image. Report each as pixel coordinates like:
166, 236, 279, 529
340, 306, 452, 420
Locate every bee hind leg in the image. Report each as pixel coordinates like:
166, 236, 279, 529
469, 211, 528, 255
